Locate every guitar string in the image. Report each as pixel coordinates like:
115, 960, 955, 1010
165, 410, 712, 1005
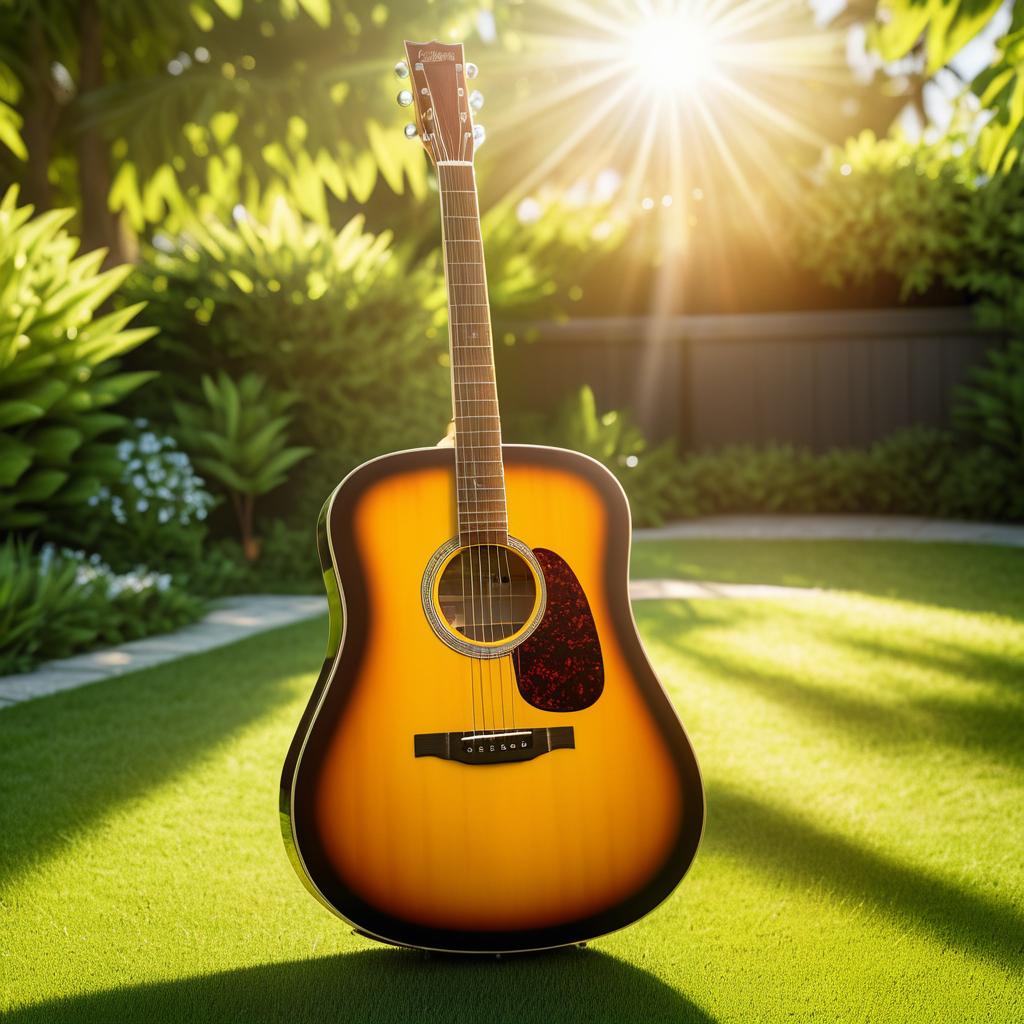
436, 83, 509, 737
452, 157, 496, 732
427, 79, 482, 737
462, 151, 504, 733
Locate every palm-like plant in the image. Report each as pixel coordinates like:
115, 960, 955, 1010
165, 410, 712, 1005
172, 371, 312, 560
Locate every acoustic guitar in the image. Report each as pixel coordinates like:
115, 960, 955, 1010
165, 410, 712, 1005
280, 39, 704, 954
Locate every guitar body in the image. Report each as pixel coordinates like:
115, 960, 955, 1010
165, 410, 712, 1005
280, 444, 704, 953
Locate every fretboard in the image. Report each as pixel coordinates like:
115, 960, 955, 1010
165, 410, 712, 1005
438, 161, 508, 547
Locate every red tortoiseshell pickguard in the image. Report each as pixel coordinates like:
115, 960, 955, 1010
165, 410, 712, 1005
514, 548, 604, 712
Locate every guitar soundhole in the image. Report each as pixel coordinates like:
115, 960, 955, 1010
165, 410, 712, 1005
437, 545, 538, 643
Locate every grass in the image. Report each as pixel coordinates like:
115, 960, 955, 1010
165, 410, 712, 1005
1, 540, 1022, 1023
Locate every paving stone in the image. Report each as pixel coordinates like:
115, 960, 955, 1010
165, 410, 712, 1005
0, 594, 327, 709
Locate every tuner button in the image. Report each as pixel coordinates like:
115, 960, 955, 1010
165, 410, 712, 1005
465, 62, 479, 80
469, 89, 484, 111
397, 89, 413, 107
472, 123, 486, 146
394, 60, 409, 79
403, 123, 418, 138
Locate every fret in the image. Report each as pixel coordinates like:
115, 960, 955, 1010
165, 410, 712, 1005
437, 162, 510, 540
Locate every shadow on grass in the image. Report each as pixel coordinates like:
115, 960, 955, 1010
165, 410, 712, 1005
3, 947, 715, 1024
639, 600, 1024, 768
0, 618, 325, 886
707, 784, 1024, 972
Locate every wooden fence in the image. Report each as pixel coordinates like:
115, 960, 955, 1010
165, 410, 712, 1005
495, 307, 1000, 451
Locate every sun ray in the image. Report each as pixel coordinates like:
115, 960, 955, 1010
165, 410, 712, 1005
474, 0, 854, 263
498, 76, 640, 202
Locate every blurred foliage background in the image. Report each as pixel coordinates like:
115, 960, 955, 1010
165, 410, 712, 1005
1, 0, 1023, 670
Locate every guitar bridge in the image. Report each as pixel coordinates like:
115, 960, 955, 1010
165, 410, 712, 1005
414, 727, 574, 765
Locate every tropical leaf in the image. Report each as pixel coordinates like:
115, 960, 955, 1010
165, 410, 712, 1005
0, 188, 158, 530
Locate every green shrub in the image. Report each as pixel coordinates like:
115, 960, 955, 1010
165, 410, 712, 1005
126, 200, 450, 526
795, 131, 1024, 333
669, 429, 1024, 522
954, 340, 1024, 464
0, 539, 204, 676
0, 187, 158, 530
186, 520, 320, 598
172, 371, 312, 561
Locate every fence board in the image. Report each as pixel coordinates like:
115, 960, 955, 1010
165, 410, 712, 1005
496, 307, 1000, 451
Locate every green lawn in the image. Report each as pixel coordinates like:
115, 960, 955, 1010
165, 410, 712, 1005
1, 540, 1022, 1023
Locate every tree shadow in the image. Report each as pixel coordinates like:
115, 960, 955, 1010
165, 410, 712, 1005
707, 784, 1024, 972
638, 600, 1024, 769
0, 618, 326, 886
3, 947, 716, 1024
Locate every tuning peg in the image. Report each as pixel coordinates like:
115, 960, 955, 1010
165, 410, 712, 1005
465, 62, 478, 80
397, 89, 413, 107
403, 123, 418, 139
472, 124, 486, 146
469, 89, 484, 111
394, 60, 409, 79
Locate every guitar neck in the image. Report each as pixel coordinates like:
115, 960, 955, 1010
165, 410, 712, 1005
438, 161, 508, 547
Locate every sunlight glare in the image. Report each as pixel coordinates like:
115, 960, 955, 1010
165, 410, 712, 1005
626, 13, 720, 95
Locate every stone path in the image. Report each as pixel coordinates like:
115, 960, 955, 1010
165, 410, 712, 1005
0, 595, 325, 708
634, 514, 1024, 547
3, 515, 1020, 709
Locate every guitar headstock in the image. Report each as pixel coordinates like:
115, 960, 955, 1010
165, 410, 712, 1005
396, 40, 484, 165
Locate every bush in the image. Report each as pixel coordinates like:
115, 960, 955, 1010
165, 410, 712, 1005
0, 187, 158, 531
795, 131, 1024, 332
186, 520, 321, 598
0, 539, 204, 676
669, 429, 1024, 523
126, 199, 450, 526
954, 340, 1024, 464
